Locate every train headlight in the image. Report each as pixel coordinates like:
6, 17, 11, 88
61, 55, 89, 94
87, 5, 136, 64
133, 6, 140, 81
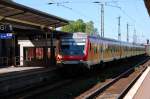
57, 54, 62, 60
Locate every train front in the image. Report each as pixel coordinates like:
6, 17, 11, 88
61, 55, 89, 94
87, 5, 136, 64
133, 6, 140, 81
56, 33, 88, 66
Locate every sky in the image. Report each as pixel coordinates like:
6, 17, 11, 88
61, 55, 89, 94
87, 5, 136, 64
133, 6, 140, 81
13, 0, 150, 43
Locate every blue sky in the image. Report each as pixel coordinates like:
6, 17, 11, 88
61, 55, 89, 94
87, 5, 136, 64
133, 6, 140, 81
13, 0, 150, 43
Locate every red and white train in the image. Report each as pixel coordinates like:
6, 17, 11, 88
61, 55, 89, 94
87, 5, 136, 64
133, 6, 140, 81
56, 32, 146, 68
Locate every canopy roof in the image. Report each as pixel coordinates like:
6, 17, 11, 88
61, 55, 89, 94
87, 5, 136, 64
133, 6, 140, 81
0, 0, 69, 29
145, 0, 150, 16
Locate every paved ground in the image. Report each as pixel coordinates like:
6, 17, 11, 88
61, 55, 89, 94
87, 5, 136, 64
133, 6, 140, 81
133, 70, 150, 99
0, 66, 43, 74
124, 67, 150, 99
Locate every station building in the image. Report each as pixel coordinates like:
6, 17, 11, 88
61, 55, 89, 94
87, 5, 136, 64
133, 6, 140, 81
0, 0, 69, 67
145, 0, 150, 15
144, 0, 150, 55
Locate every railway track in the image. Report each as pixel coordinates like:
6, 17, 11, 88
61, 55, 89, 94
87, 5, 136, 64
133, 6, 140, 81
0, 66, 64, 98
76, 57, 150, 99
5, 56, 149, 99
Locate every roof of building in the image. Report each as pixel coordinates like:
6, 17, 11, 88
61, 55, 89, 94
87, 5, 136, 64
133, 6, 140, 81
144, 0, 150, 16
0, 0, 69, 29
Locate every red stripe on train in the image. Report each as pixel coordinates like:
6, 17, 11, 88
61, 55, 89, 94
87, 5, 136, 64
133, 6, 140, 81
62, 55, 85, 61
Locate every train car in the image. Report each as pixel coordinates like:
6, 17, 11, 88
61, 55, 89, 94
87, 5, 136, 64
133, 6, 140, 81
56, 32, 145, 68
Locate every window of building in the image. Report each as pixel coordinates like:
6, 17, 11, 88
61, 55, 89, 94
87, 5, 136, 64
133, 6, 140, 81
24, 47, 35, 61
36, 48, 44, 60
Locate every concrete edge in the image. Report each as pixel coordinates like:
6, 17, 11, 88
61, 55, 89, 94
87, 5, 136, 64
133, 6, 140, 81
123, 66, 150, 99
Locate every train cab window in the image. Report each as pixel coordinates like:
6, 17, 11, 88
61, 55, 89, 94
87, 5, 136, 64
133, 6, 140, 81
60, 44, 84, 55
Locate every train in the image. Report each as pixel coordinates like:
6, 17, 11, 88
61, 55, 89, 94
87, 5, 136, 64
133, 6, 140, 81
56, 32, 146, 68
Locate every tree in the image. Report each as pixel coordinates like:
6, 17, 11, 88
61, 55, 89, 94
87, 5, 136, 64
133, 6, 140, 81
61, 19, 86, 33
85, 21, 94, 34
61, 19, 98, 35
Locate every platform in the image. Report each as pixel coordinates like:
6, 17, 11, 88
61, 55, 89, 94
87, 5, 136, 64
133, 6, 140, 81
0, 65, 59, 77
0, 65, 61, 97
0, 66, 43, 74
124, 66, 150, 99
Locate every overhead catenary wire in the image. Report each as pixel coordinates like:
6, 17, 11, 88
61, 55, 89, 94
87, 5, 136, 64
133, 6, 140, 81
48, 0, 146, 42
48, 1, 100, 23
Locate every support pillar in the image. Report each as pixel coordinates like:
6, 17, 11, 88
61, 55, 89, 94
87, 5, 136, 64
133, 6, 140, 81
50, 30, 56, 65
12, 34, 19, 66
44, 32, 48, 65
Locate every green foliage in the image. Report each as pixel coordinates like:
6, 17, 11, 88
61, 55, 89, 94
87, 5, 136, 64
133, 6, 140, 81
61, 19, 98, 35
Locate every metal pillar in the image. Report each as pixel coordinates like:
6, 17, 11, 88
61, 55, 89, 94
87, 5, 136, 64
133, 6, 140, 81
50, 29, 56, 65
127, 23, 129, 42
101, 4, 104, 37
12, 34, 18, 66
44, 32, 48, 65
118, 16, 121, 41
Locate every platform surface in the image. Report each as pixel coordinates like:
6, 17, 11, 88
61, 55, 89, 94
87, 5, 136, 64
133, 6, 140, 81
133, 69, 150, 99
0, 65, 59, 76
0, 67, 43, 74
124, 67, 150, 99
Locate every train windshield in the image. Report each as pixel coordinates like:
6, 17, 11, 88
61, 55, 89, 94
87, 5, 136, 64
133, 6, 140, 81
60, 38, 86, 56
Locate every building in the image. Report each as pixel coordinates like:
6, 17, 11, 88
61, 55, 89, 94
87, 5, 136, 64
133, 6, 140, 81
144, 0, 150, 16
0, 0, 69, 66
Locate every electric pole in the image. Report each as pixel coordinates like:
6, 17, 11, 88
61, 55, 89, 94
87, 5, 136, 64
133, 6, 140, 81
127, 23, 129, 42
93, 1, 120, 37
117, 16, 121, 41
133, 28, 137, 44
93, 2, 105, 37
101, 4, 104, 37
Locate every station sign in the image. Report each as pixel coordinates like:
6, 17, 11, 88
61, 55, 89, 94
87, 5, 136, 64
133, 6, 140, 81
0, 33, 14, 39
0, 23, 14, 39
0, 23, 13, 33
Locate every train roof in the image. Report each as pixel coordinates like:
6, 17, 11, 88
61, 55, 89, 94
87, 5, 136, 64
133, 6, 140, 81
90, 35, 144, 48
62, 32, 144, 48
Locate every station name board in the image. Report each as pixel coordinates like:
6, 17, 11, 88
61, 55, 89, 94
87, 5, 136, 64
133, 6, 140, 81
0, 23, 13, 33
0, 33, 14, 39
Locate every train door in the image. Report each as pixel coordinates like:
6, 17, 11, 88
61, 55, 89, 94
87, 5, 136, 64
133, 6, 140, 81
99, 40, 103, 62
103, 41, 109, 62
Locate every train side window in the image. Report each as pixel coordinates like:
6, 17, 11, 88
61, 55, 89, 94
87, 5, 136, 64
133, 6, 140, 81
94, 46, 96, 54
100, 44, 103, 53
111, 45, 114, 52
95, 45, 97, 54
89, 42, 92, 51
113, 46, 115, 52
93, 44, 96, 54
96, 46, 98, 53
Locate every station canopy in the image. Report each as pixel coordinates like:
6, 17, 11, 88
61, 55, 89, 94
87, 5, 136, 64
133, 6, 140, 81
0, 0, 69, 29
145, 0, 150, 16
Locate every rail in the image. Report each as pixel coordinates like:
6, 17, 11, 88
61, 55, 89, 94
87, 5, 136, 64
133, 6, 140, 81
84, 57, 149, 99
118, 60, 149, 98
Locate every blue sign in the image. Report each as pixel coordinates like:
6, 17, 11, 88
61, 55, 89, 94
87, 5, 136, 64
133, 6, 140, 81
0, 33, 14, 39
